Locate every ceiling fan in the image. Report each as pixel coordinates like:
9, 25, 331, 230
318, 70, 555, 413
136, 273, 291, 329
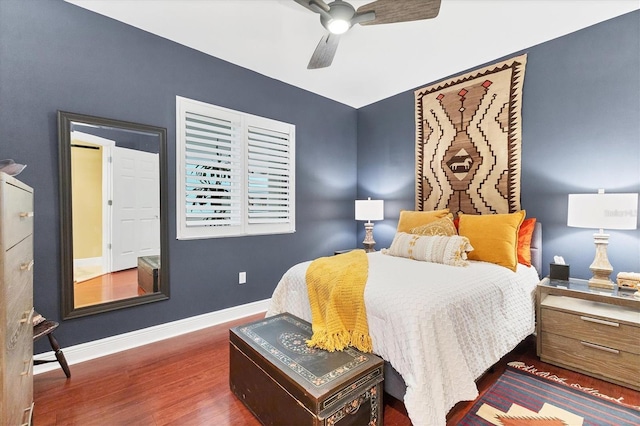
293, 0, 442, 69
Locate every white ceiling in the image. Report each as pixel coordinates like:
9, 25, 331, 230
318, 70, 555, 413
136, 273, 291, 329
66, 0, 639, 108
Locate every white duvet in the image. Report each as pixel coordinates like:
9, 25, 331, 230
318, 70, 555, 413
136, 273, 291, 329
266, 251, 540, 426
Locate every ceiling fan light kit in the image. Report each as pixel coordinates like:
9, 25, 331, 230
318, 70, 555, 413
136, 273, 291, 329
294, 0, 442, 69
325, 18, 350, 34
320, 1, 355, 34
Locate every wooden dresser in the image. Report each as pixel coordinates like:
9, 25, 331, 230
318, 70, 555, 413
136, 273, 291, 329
0, 172, 35, 425
537, 277, 640, 391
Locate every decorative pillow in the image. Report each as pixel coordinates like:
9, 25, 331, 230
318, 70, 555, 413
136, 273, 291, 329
396, 209, 450, 233
517, 217, 537, 267
458, 210, 526, 272
383, 233, 473, 267
410, 215, 457, 236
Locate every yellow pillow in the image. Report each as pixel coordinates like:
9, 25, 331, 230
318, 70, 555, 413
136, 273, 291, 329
410, 216, 457, 236
458, 210, 526, 271
397, 209, 450, 233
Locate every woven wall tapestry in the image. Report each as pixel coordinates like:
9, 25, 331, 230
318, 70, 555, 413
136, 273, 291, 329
415, 54, 527, 216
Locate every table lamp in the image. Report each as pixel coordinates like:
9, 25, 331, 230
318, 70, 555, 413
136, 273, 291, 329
567, 190, 638, 289
355, 197, 384, 252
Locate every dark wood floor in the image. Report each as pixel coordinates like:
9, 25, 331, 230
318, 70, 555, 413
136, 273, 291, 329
34, 313, 639, 425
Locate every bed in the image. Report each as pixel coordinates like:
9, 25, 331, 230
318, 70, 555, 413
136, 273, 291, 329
266, 215, 542, 426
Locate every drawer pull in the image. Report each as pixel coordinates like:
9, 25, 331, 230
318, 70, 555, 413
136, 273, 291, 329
19, 211, 34, 218
21, 403, 34, 426
21, 359, 33, 376
20, 260, 34, 271
580, 341, 620, 354
20, 308, 35, 324
580, 316, 619, 327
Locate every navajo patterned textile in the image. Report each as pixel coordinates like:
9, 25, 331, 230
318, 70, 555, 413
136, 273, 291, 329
461, 362, 640, 425
415, 55, 527, 216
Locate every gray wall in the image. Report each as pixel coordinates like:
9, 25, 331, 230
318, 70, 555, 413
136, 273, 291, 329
0, 0, 358, 349
357, 10, 640, 279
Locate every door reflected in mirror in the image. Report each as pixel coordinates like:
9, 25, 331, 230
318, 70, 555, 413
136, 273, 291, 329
58, 111, 169, 319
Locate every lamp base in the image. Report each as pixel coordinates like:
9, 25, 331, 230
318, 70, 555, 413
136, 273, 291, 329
588, 277, 615, 289
588, 232, 614, 290
362, 222, 376, 253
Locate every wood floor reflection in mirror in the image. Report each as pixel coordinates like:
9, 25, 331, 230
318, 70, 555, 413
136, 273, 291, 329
73, 268, 144, 308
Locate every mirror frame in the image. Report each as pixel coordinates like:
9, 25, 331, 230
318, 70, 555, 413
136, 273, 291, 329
58, 111, 169, 319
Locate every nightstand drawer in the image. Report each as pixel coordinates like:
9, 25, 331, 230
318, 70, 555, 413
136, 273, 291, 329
540, 307, 640, 355
541, 332, 640, 390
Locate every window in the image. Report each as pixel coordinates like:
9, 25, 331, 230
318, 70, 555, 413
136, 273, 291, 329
176, 96, 295, 239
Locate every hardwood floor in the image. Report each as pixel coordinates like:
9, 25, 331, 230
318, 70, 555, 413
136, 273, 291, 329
34, 314, 640, 425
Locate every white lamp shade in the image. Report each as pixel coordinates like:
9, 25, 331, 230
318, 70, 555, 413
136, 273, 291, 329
355, 199, 384, 221
567, 192, 638, 230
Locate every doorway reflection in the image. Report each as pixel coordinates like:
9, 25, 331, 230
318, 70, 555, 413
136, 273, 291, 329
70, 131, 160, 308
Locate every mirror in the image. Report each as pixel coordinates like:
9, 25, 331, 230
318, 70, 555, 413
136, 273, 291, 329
58, 111, 169, 319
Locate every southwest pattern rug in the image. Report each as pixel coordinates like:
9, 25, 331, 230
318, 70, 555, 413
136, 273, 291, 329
414, 55, 526, 216
460, 362, 640, 425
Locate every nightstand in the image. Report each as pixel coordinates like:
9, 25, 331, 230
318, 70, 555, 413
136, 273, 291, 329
536, 277, 640, 390
334, 249, 356, 255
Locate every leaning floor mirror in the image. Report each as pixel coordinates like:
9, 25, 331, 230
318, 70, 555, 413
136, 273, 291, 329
58, 111, 169, 319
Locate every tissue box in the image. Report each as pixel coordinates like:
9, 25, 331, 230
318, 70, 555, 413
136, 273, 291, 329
549, 263, 570, 281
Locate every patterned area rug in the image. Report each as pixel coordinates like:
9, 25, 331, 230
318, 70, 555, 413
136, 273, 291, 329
460, 362, 640, 425
414, 55, 526, 216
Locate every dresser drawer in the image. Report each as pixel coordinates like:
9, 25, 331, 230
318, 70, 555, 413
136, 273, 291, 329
1, 181, 34, 250
4, 235, 34, 306
4, 345, 33, 426
4, 307, 33, 425
5, 280, 33, 337
540, 307, 640, 355
540, 332, 640, 390
5, 299, 33, 352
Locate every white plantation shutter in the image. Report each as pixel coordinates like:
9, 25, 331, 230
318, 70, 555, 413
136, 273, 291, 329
184, 111, 242, 228
177, 97, 295, 239
246, 121, 294, 234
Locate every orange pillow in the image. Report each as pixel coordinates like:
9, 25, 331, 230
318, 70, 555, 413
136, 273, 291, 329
517, 218, 537, 267
396, 209, 450, 233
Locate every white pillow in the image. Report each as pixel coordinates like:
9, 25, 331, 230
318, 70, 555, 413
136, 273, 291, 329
382, 233, 473, 267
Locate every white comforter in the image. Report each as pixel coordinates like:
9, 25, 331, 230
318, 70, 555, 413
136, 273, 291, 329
266, 251, 540, 426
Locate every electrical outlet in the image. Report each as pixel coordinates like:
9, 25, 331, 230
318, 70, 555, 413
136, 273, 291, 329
239, 271, 246, 284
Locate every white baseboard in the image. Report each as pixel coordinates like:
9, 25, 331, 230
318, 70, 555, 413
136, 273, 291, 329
34, 299, 270, 375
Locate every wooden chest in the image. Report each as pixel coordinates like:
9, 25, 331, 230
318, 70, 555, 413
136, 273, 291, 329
229, 313, 384, 426
137, 255, 159, 293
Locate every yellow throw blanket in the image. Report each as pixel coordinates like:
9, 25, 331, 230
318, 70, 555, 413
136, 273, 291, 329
305, 249, 373, 353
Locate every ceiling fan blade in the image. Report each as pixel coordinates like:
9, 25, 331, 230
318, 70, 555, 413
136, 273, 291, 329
356, 0, 441, 26
307, 33, 340, 69
293, 0, 330, 14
